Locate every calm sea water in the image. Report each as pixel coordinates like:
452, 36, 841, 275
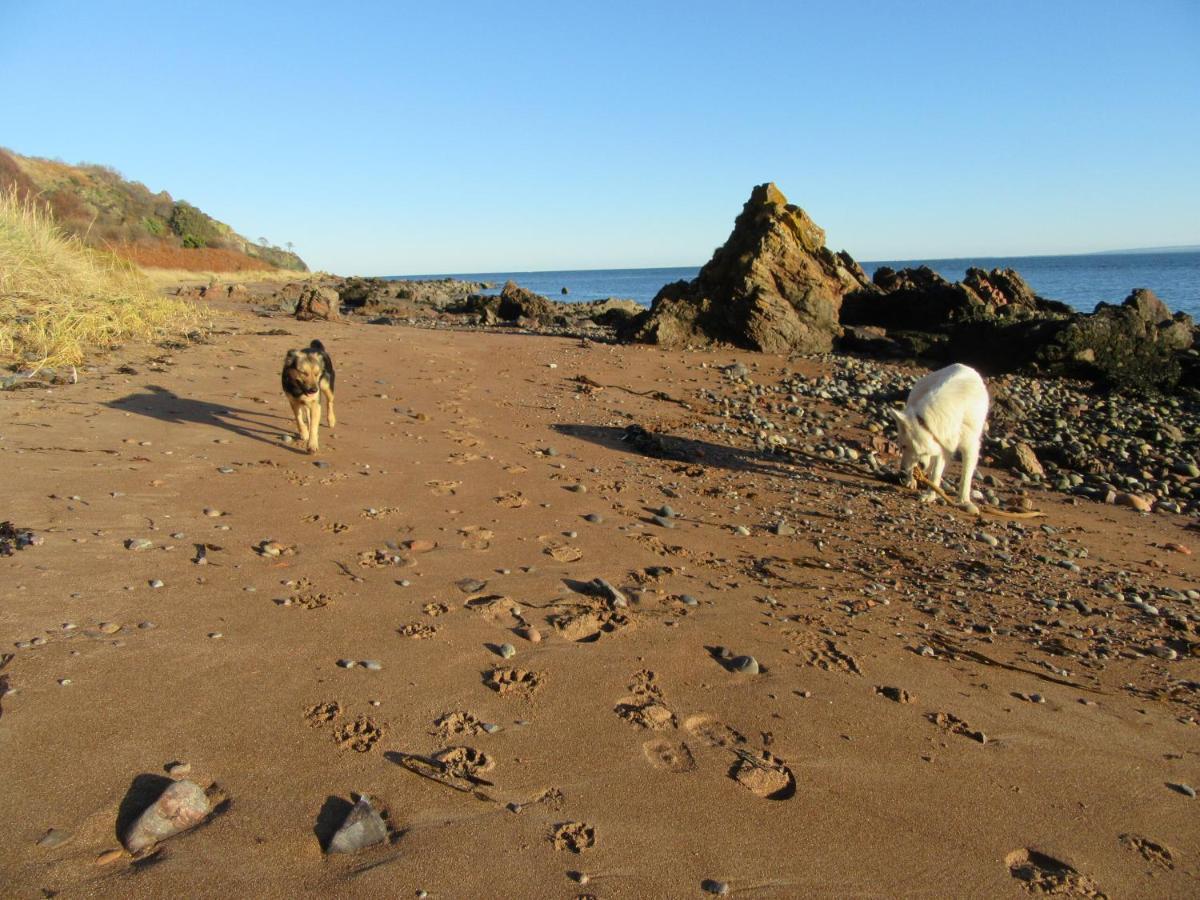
392, 250, 1200, 318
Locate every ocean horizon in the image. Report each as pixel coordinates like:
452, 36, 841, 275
390, 249, 1200, 319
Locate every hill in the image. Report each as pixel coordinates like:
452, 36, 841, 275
0, 148, 308, 272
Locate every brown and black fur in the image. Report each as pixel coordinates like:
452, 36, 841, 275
281, 339, 336, 453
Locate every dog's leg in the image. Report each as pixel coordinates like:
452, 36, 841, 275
306, 398, 320, 453
920, 453, 945, 504
958, 439, 981, 514
290, 396, 309, 441
322, 383, 336, 429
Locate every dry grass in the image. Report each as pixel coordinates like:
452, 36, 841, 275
138, 266, 324, 289
0, 189, 201, 372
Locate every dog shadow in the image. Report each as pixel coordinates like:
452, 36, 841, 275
549, 423, 794, 477
106, 385, 302, 451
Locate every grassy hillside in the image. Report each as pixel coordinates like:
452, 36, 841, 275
0, 148, 308, 272
0, 188, 200, 371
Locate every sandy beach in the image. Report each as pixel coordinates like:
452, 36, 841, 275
1, 298, 1197, 898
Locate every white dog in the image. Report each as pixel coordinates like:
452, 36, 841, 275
889, 363, 989, 514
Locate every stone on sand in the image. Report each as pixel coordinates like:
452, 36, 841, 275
123, 779, 211, 853
327, 796, 389, 853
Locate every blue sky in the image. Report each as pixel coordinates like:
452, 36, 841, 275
3, 1, 1198, 274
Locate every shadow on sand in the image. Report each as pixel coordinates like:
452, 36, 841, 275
107, 385, 301, 451
550, 422, 796, 478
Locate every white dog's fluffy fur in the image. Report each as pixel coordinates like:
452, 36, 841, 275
890, 363, 990, 513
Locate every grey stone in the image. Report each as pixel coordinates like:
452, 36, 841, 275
327, 796, 388, 854
123, 780, 211, 853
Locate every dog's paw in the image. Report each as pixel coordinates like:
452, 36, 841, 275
960, 501, 980, 515
918, 490, 937, 504
901, 473, 917, 489
328, 416, 337, 429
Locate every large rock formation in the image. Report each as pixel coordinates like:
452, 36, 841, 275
628, 183, 874, 353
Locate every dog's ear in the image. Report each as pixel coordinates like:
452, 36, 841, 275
888, 407, 909, 430
284, 349, 300, 364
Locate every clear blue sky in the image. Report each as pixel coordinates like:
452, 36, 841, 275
3, 1, 1198, 274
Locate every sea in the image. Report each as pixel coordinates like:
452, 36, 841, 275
390, 250, 1200, 319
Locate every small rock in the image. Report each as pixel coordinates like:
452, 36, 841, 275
336, 659, 355, 668
149, 579, 164, 589
497, 643, 517, 659
734, 525, 751, 537
1168, 782, 1196, 799
327, 796, 389, 854
731, 655, 759, 674
1114, 492, 1152, 513
771, 521, 795, 536
36, 828, 71, 849
361, 660, 383, 671
583, 513, 604, 524
96, 848, 123, 866
651, 515, 675, 529
518, 626, 542, 643
125, 538, 153, 551
702, 879, 731, 896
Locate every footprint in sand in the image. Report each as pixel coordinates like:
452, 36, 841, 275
495, 491, 528, 509
333, 715, 384, 752
552, 822, 596, 853
426, 480, 461, 496
432, 746, 495, 778
399, 623, 439, 639
431, 710, 485, 741
287, 592, 334, 610
781, 630, 862, 675
551, 608, 632, 642
459, 526, 494, 550
303, 701, 342, 727
484, 667, 544, 697
683, 714, 748, 750
729, 749, 795, 800
423, 602, 450, 617
1005, 848, 1106, 897
642, 739, 697, 773
615, 669, 676, 729
926, 711, 987, 744
1118, 833, 1176, 870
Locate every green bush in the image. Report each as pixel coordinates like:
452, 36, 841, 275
142, 216, 164, 236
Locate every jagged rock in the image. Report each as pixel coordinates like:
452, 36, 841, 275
123, 780, 211, 853
327, 796, 388, 854
294, 286, 341, 322
628, 183, 873, 353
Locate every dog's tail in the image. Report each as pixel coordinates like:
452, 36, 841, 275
309, 339, 325, 352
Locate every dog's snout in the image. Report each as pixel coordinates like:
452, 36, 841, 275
304, 388, 319, 395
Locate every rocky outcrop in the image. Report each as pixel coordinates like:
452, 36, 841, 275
843, 265, 1068, 332
843, 269, 1196, 391
628, 183, 874, 353
1030, 289, 1194, 390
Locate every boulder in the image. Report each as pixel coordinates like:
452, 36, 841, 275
497, 281, 555, 323
628, 183, 873, 353
294, 286, 341, 321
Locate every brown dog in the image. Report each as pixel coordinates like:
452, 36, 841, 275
281, 340, 336, 453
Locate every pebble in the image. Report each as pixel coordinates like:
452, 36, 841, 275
702, 880, 731, 896
567, 483, 587, 493
217, 467, 234, 475
203, 508, 222, 518
481, 723, 501, 734
149, 579, 164, 589
208, 632, 222, 639
96, 848, 123, 866
337, 659, 355, 668
518, 626, 542, 643
1168, 782, 1196, 799
658, 505, 676, 518
772, 521, 795, 536
125, 538, 153, 551
498, 643, 516, 659
734, 525, 751, 537
361, 660, 383, 671
680, 594, 699, 607
583, 513, 604, 524
37, 828, 71, 849
731, 655, 760, 674
651, 515, 675, 529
